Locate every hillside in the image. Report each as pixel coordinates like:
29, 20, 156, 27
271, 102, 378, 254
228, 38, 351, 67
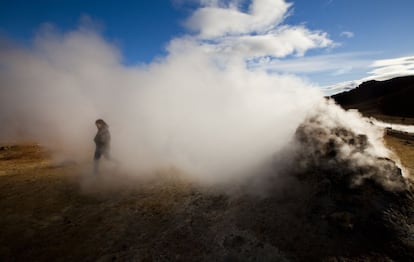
332, 75, 414, 120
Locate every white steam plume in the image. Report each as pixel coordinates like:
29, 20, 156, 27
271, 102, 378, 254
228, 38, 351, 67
0, 1, 397, 185
0, 23, 324, 182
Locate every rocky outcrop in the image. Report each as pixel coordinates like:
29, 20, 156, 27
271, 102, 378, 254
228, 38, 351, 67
226, 113, 414, 261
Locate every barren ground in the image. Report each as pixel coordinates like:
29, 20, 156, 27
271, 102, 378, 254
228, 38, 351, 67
1, 129, 413, 261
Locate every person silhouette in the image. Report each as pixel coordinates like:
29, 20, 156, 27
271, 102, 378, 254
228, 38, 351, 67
93, 119, 111, 174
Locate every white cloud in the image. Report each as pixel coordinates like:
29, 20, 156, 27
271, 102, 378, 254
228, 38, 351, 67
183, 0, 335, 61
368, 55, 414, 80
323, 55, 414, 95
199, 25, 333, 58
332, 66, 353, 76
185, 0, 292, 38
248, 52, 371, 74
370, 56, 414, 68
340, 31, 354, 38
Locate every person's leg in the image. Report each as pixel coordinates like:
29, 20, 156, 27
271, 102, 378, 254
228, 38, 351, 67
103, 149, 111, 161
94, 149, 102, 174
103, 149, 119, 169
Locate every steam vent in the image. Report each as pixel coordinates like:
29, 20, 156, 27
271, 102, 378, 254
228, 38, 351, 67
231, 113, 414, 260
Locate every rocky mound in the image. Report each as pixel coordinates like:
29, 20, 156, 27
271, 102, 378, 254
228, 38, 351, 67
138, 112, 414, 261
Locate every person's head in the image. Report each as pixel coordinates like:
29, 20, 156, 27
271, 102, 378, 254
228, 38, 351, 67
95, 119, 108, 129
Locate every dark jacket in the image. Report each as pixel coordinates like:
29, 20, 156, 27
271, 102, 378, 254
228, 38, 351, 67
94, 127, 111, 149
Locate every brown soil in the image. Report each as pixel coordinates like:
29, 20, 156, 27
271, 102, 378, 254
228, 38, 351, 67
384, 133, 414, 178
1, 132, 413, 261
0, 143, 196, 261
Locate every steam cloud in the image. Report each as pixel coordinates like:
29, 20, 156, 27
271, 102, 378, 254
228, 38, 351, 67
0, 26, 318, 180
0, 1, 398, 185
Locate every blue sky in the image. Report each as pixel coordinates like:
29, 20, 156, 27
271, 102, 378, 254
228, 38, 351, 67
1, 0, 413, 91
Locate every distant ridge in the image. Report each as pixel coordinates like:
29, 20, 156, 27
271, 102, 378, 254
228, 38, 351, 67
331, 75, 414, 117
